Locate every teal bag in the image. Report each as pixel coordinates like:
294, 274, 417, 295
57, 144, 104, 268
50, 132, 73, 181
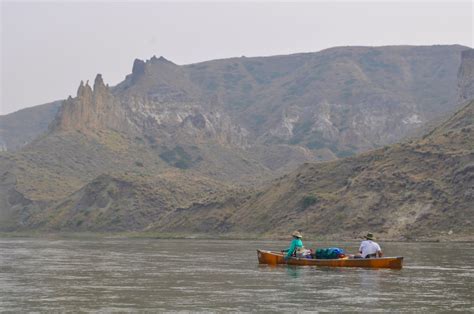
315, 247, 344, 259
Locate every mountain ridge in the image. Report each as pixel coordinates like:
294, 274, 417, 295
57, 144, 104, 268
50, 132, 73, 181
2, 45, 468, 155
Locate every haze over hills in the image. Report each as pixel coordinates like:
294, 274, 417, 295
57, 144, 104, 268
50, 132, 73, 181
0, 45, 472, 240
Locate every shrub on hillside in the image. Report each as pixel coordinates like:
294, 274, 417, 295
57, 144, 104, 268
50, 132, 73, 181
300, 195, 319, 210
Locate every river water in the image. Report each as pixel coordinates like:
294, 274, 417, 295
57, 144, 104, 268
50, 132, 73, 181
0, 238, 472, 312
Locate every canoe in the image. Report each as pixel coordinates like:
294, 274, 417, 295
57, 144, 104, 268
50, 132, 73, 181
257, 250, 403, 269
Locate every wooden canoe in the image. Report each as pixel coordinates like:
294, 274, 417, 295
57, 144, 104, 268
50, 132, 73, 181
257, 250, 403, 269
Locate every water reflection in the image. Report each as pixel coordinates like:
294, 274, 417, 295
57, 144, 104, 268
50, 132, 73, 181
358, 269, 382, 291
285, 266, 301, 278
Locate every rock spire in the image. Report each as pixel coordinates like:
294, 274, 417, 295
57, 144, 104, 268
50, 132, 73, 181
52, 74, 118, 132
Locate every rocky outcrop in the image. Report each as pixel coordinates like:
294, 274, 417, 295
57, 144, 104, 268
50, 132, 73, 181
458, 49, 474, 101
51, 74, 127, 133
116, 56, 199, 102
125, 97, 249, 148
51, 71, 249, 149
131, 58, 146, 83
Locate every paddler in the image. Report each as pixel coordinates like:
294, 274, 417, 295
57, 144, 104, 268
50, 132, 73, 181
358, 232, 383, 258
284, 230, 304, 260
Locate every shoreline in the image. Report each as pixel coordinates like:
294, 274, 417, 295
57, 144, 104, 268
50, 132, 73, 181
0, 231, 472, 243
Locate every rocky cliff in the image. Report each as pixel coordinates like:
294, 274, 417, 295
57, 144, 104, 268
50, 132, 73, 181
51, 74, 128, 133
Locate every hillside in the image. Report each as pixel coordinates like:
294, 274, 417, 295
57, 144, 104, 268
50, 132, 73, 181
113, 45, 467, 160
0, 101, 61, 151
225, 100, 474, 241
126, 100, 472, 240
8, 101, 472, 240
0, 45, 472, 238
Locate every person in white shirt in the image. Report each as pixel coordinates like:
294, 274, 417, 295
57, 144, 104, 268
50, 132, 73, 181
359, 233, 383, 258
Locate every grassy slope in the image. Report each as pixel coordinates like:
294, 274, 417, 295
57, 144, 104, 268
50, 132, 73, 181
225, 101, 473, 240
0, 127, 247, 231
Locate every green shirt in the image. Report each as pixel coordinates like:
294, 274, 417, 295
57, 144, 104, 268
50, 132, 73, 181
286, 238, 303, 259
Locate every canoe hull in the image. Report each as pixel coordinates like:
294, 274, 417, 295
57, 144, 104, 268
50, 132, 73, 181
257, 250, 403, 269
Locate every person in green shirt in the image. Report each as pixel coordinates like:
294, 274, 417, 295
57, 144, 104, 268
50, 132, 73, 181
284, 230, 304, 260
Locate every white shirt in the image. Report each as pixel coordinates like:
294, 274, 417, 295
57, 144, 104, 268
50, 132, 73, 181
359, 240, 381, 258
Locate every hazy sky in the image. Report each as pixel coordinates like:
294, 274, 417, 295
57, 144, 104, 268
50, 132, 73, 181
1, 1, 473, 115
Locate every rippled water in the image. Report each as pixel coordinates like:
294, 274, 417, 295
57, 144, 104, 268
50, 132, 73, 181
0, 238, 472, 312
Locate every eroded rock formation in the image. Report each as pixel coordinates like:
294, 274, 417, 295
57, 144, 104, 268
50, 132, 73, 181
51, 74, 126, 133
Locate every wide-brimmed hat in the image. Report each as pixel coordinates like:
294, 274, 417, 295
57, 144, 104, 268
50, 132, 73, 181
364, 232, 375, 240
292, 230, 303, 238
